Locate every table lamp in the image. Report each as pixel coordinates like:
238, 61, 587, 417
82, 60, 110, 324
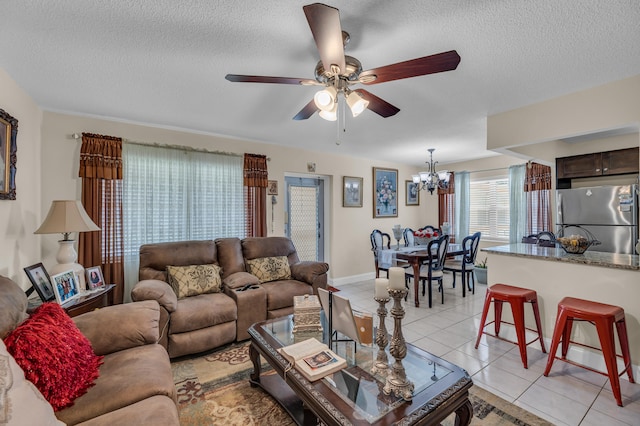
34, 200, 100, 290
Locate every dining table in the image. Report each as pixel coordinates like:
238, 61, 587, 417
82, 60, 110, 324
379, 243, 466, 308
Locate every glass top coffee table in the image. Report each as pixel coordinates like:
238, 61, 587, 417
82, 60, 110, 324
248, 314, 473, 425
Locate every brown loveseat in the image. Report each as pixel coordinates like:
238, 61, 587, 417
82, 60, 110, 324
131, 236, 329, 358
0, 275, 179, 425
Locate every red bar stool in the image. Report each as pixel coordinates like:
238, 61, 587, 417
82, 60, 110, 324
543, 297, 635, 407
475, 283, 546, 369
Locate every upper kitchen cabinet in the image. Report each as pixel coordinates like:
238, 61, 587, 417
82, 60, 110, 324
556, 147, 639, 188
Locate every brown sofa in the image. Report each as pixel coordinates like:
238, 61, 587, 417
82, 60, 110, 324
131, 236, 329, 358
0, 275, 179, 426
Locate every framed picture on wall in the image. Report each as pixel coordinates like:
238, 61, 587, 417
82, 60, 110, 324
0, 108, 18, 200
405, 180, 419, 206
343, 176, 363, 207
373, 167, 398, 218
267, 180, 278, 195
24, 263, 56, 302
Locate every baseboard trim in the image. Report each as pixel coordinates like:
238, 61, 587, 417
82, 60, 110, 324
328, 272, 375, 287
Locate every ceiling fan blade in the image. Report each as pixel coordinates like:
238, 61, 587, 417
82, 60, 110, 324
354, 89, 400, 118
225, 74, 320, 86
293, 99, 319, 120
359, 50, 461, 85
303, 3, 346, 75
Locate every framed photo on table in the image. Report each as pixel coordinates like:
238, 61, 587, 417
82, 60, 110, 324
342, 176, 363, 207
24, 263, 56, 302
51, 270, 80, 304
86, 266, 105, 290
405, 180, 420, 206
373, 167, 398, 218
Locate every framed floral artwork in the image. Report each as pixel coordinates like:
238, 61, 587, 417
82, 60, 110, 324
405, 180, 419, 205
343, 176, 363, 207
373, 167, 398, 218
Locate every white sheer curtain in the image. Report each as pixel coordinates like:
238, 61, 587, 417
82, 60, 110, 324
454, 171, 470, 242
509, 164, 527, 243
122, 143, 244, 301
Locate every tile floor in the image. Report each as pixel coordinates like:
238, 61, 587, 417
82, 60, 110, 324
334, 274, 640, 426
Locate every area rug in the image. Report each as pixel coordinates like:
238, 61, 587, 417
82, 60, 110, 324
172, 342, 553, 426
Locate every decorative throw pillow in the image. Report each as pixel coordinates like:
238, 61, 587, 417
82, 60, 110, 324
3, 303, 103, 411
166, 264, 223, 299
0, 339, 64, 425
245, 256, 292, 283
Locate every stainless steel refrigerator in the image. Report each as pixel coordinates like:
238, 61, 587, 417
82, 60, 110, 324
556, 184, 638, 254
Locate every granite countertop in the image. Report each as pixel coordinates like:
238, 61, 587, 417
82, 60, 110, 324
482, 243, 640, 271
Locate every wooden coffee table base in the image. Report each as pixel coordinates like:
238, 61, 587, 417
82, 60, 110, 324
249, 320, 473, 426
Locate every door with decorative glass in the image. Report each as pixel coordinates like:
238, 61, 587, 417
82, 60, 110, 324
284, 176, 324, 262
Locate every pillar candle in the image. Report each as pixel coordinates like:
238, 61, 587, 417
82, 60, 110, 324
374, 278, 389, 299
388, 267, 406, 290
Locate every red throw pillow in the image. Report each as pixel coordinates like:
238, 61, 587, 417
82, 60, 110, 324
3, 302, 103, 411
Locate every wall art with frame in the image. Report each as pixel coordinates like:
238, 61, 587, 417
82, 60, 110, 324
51, 270, 80, 304
373, 167, 398, 218
24, 263, 56, 302
342, 176, 363, 207
86, 266, 105, 290
405, 180, 420, 206
0, 108, 18, 200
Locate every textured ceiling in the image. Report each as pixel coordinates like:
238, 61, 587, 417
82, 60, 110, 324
1, 1, 639, 166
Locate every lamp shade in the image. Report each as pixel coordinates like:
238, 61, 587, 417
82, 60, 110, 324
346, 91, 369, 117
35, 200, 100, 239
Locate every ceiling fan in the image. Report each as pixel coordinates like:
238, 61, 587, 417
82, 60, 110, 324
225, 3, 461, 121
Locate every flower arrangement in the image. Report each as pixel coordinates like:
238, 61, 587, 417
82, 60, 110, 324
475, 257, 487, 268
413, 229, 439, 245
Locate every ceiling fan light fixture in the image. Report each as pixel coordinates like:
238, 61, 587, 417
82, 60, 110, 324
319, 102, 338, 121
313, 86, 337, 111
346, 91, 369, 117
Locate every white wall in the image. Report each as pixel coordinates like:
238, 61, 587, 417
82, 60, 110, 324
0, 69, 43, 288
39, 111, 440, 284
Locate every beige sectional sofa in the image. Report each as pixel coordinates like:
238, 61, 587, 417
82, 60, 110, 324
131, 236, 329, 358
0, 275, 179, 426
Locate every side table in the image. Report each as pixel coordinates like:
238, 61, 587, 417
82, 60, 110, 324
63, 284, 116, 317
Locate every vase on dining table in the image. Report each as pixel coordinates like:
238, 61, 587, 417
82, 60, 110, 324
392, 225, 403, 250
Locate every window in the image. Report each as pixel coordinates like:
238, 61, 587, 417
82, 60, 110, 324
121, 143, 245, 297
469, 178, 510, 241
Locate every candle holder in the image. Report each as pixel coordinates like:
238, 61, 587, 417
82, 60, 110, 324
370, 297, 390, 377
392, 226, 403, 250
383, 288, 414, 401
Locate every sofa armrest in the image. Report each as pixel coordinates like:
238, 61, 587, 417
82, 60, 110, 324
131, 279, 178, 313
290, 261, 329, 293
73, 300, 161, 356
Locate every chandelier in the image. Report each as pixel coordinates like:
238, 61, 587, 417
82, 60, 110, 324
412, 148, 450, 195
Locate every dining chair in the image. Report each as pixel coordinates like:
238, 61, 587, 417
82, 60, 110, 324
370, 229, 391, 278
443, 231, 481, 296
404, 234, 450, 307
536, 231, 556, 247
403, 228, 416, 246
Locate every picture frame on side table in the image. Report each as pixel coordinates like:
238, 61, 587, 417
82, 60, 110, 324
24, 263, 56, 302
373, 167, 398, 218
0, 108, 18, 200
86, 266, 105, 290
406, 180, 420, 206
343, 176, 363, 207
51, 270, 80, 305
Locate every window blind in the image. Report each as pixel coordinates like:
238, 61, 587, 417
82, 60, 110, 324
469, 178, 510, 241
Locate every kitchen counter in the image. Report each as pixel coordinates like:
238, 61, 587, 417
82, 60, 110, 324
482, 243, 640, 271
480, 243, 640, 376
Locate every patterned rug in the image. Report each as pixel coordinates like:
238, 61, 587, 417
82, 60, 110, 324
172, 342, 553, 426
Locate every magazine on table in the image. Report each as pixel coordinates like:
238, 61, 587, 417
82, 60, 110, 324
278, 337, 346, 382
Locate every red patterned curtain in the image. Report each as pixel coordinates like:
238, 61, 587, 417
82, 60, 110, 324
244, 153, 268, 237
438, 172, 455, 242
524, 162, 552, 234
78, 133, 125, 304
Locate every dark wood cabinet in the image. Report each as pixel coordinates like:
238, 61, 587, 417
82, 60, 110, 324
556, 147, 639, 185
602, 147, 639, 175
